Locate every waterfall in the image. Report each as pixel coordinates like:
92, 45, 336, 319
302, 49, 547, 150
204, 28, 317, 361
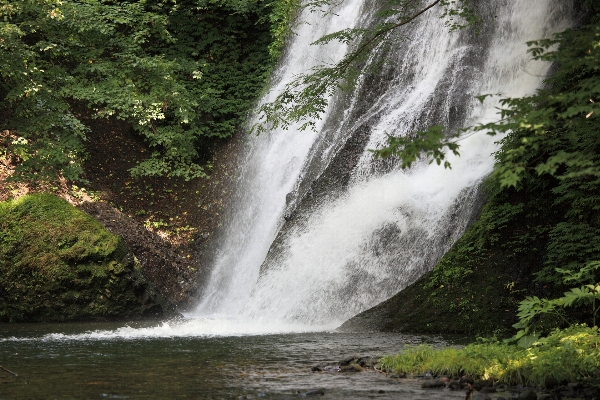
191, 0, 573, 331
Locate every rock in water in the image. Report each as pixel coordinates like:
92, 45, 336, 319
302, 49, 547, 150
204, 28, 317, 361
340, 364, 363, 372
421, 379, 446, 389
471, 393, 492, 400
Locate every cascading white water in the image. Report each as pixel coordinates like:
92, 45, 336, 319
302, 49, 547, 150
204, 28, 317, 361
188, 0, 574, 333
192, 1, 372, 317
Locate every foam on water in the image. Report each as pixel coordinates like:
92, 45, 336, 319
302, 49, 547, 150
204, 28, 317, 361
192, 1, 369, 316
0, 317, 332, 342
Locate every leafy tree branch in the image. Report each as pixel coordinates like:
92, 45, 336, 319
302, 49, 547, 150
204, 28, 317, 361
252, 0, 479, 134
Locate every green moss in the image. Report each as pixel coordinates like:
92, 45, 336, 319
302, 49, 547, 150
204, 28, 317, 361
380, 325, 600, 386
0, 193, 173, 322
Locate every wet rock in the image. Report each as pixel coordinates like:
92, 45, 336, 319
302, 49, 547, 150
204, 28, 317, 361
473, 379, 493, 391
471, 392, 492, 400
518, 389, 537, 400
461, 376, 475, 386
340, 363, 363, 372
339, 355, 359, 366
550, 385, 570, 398
544, 377, 559, 389
583, 386, 600, 399
421, 379, 446, 389
495, 384, 509, 392
378, 390, 385, 394
481, 386, 496, 393
568, 382, 583, 391
310, 366, 322, 372
338, 354, 379, 368
356, 356, 379, 368
304, 389, 325, 396
448, 380, 462, 390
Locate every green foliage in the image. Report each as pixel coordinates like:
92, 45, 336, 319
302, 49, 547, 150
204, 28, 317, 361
512, 262, 600, 346
372, 125, 460, 169
380, 325, 600, 386
262, 0, 300, 61
475, 20, 600, 187
252, 0, 479, 134
1, 0, 291, 182
412, 16, 600, 335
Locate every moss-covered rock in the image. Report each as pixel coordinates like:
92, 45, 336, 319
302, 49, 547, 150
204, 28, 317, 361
0, 193, 175, 322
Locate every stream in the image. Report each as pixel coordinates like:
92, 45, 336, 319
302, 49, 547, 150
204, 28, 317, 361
0, 321, 471, 399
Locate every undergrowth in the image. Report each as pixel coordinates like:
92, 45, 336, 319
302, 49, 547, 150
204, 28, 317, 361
380, 325, 600, 386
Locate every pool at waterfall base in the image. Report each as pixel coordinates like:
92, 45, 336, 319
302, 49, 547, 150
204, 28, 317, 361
0, 320, 471, 399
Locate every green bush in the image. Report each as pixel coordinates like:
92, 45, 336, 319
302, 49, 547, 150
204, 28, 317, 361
0, 0, 299, 182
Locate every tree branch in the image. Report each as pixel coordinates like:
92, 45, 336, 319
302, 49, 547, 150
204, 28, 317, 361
338, 0, 441, 71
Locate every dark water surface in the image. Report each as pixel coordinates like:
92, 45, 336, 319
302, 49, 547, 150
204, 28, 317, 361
0, 321, 469, 399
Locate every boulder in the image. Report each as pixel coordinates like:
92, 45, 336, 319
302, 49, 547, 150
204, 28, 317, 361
0, 193, 175, 322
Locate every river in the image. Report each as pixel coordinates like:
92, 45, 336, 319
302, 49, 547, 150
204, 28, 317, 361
0, 320, 471, 399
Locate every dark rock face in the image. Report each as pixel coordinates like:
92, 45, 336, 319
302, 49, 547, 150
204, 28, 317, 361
80, 201, 198, 309
0, 193, 175, 322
